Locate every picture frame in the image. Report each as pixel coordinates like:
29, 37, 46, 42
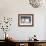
18, 14, 34, 27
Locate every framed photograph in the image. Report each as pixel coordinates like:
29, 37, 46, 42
18, 14, 34, 27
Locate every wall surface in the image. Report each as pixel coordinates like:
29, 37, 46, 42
0, 0, 46, 40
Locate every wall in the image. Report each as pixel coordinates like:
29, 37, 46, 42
0, 0, 46, 40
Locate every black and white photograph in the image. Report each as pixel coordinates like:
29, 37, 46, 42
18, 14, 34, 26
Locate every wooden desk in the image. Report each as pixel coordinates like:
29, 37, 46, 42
5, 39, 46, 46
14, 40, 46, 46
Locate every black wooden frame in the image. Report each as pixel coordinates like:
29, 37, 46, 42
18, 14, 34, 27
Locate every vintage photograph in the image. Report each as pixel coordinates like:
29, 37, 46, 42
18, 14, 34, 26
